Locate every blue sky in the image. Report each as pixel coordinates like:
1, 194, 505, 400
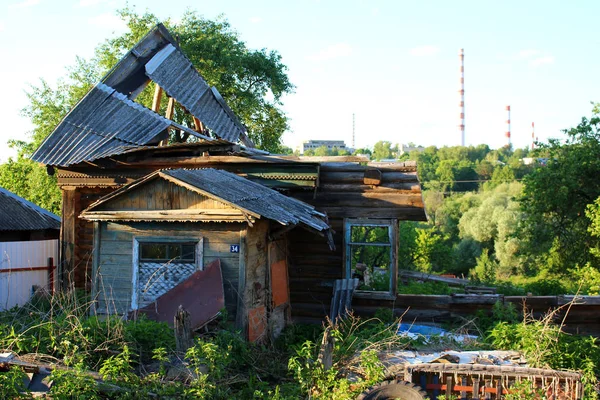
1, 0, 599, 161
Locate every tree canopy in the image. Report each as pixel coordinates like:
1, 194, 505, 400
0, 7, 295, 213
520, 115, 600, 272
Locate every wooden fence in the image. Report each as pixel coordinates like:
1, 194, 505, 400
0, 239, 58, 310
293, 293, 600, 337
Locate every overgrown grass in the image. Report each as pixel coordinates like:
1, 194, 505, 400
1, 291, 599, 399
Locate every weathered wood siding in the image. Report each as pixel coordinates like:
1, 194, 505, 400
287, 162, 425, 322
62, 187, 111, 290
94, 221, 244, 317
96, 179, 235, 211
288, 217, 344, 321
293, 162, 426, 220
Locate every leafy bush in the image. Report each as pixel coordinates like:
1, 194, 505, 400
0, 367, 29, 399
488, 311, 600, 399
398, 279, 463, 295
49, 364, 99, 399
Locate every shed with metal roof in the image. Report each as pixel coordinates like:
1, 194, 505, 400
79, 168, 333, 342
0, 187, 60, 241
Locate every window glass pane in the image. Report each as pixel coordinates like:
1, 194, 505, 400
181, 244, 196, 261
141, 243, 167, 260
350, 244, 391, 291
140, 242, 195, 262
350, 225, 389, 244
167, 244, 182, 260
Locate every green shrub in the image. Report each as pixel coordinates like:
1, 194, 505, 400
0, 367, 29, 399
49, 364, 99, 399
488, 314, 600, 399
123, 316, 174, 364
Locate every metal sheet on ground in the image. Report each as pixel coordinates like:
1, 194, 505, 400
136, 259, 224, 330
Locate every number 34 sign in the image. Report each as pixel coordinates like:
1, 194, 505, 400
230, 245, 240, 253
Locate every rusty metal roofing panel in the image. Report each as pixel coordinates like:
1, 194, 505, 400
161, 168, 330, 232
0, 187, 60, 231
145, 44, 247, 143
32, 83, 172, 166
134, 259, 224, 330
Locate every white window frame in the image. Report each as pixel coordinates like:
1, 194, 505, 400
344, 218, 398, 299
131, 236, 203, 310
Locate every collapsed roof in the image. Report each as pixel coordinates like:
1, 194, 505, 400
32, 24, 251, 167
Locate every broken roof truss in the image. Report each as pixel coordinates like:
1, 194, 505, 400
33, 23, 253, 167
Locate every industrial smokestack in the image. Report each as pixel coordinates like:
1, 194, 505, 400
531, 122, 535, 150
459, 49, 465, 146
505, 105, 511, 147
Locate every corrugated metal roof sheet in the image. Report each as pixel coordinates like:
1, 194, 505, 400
161, 168, 330, 232
32, 24, 253, 167
82, 168, 330, 236
0, 187, 61, 231
145, 44, 246, 143
32, 84, 172, 166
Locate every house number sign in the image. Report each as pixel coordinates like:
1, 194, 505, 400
230, 245, 240, 253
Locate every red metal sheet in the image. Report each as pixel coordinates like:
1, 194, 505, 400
248, 305, 266, 343
271, 259, 289, 307
136, 259, 224, 330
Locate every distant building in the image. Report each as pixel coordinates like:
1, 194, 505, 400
522, 157, 549, 166
302, 140, 347, 154
399, 144, 425, 156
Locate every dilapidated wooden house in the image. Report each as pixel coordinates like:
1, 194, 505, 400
32, 24, 426, 341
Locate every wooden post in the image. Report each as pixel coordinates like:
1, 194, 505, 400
317, 327, 334, 371
174, 305, 194, 353
446, 376, 453, 397
193, 117, 204, 132
159, 97, 175, 146
47, 257, 54, 293
472, 378, 480, 400
151, 84, 163, 112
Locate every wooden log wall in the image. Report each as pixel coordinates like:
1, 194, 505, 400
287, 162, 426, 323
293, 162, 426, 220
61, 187, 112, 290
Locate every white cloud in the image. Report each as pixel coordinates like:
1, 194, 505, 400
307, 43, 353, 61
88, 12, 127, 31
530, 55, 555, 67
77, 0, 106, 7
409, 45, 439, 57
8, 0, 40, 9
249, 16, 262, 24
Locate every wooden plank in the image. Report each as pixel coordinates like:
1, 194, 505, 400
363, 169, 382, 185
297, 156, 369, 162
151, 85, 163, 112
296, 192, 424, 208
82, 210, 248, 222
91, 221, 101, 314
320, 171, 418, 183
61, 187, 79, 289
236, 229, 247, 331
319, 183, 422, 192
319, 207, 427, 220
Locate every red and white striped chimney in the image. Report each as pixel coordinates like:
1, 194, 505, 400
459, 49, 465, 146
531, 122, 535, 150
505, 105, 511, 147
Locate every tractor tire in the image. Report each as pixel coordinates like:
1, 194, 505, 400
356, 379, 428, 400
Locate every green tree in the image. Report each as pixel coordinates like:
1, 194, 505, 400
372, 141, 393, 161
313, 146, 330, 156
521, 115, 600, 272
2, 7, 294, 212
